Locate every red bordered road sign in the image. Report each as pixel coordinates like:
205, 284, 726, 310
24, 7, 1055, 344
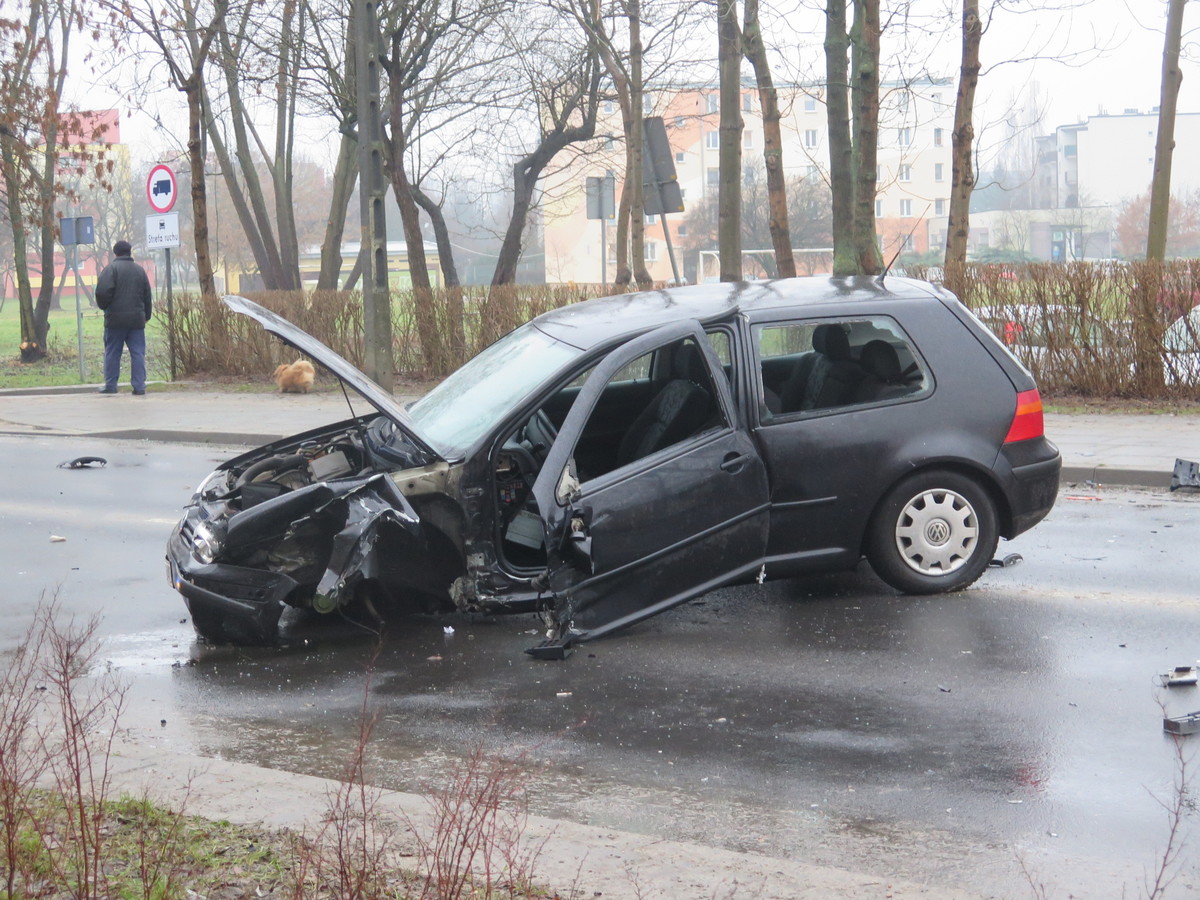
147, 164, 177, 214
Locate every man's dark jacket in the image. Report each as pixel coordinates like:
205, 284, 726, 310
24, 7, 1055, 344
95, 256, 153, 330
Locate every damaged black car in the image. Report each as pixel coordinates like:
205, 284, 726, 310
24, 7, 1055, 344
167, 277, 1061, 657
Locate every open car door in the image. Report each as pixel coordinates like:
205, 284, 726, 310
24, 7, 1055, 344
528, 320, 770, 658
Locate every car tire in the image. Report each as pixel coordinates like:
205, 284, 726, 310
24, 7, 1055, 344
866, 470, 998, 594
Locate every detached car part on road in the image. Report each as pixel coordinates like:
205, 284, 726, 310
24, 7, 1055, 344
167, 277, 1061, 657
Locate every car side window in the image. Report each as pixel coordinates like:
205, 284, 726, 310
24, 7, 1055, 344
575, 336, 727, 483
756, 316, 929, 420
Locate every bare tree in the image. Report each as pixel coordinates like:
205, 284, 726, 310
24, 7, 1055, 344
944, 0, 980, 277
1, 0, 106, 360
717, 0, 742, 281
825, 0, 882, 276
1147, 0, 1187, 262
491, 11, 602, 286
99, 0, 229, 297
741, 0, 795, 278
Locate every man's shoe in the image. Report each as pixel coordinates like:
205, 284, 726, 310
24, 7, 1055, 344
97, 388, 118, 394
133, 390, 146, 396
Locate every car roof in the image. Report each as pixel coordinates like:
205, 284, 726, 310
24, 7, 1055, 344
531, 275, 951, 350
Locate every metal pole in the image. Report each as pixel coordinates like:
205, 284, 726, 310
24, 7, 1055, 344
355, 0, 393, 391
166, 247, 176, 381
74, 245, 85, 382
601, 216, 608, 288
659, 212, 681, 285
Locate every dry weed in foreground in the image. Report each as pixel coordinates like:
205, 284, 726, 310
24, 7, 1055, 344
412, 744, 548, 900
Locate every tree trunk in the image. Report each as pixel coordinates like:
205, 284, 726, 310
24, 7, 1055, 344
850, 0, 882, 275
271, 0, 302, 288
185, 78, 217, 297
414, 185, 463, 365
825, 0, 855, 276
717, 0, 742, 283
945, 0, 981, 282
2, 139, 40, 361
318, 131, 358, 290
628, 0, 652, 288
217, 9, 289, 290
743, 0, 794, 278
1146, 0, 1186, 262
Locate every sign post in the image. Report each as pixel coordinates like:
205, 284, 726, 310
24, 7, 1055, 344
585, 174, 616, 286
146, 164, 179, 380
59, 215, 95, 382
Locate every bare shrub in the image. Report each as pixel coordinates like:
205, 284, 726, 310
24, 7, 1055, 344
168, 284, 602, 381
412, 744, 546, 900
0, 607, 52, 898
34, 606, 128, 900
935, 261, 1200, 400
288, 646, 395, 900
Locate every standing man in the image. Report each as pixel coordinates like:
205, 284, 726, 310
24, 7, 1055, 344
94, 239, 153, 395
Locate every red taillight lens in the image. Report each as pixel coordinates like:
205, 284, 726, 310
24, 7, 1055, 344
1004, 389, 1044, 443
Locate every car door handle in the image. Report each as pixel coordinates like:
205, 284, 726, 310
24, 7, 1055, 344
720, 452, 749, 473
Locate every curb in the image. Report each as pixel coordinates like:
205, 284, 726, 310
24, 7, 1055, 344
1059, 464, 1173, 490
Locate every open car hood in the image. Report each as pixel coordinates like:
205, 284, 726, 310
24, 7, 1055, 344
223, 294, 444, 462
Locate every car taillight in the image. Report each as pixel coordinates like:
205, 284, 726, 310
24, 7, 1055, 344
1004, 389, 1044, 443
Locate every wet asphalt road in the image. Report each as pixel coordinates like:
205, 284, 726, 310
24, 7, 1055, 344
2, 434, 1198, 898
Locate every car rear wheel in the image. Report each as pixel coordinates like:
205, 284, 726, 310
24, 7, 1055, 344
867, 470, 998, 594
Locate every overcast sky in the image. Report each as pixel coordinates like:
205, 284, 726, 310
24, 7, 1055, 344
67, 0, 1198, 174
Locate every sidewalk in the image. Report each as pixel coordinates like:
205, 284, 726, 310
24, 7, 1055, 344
1, 382, 1196, 488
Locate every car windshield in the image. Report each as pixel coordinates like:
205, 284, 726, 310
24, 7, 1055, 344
407, 324, 584, 458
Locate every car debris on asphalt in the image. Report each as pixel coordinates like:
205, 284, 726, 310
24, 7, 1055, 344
57, 456, 107, 469
1170, 458, 1200, 491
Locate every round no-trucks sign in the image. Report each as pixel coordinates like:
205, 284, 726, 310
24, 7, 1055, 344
147, 164, 177, 214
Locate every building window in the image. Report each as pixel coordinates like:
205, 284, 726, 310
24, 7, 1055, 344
675, 116, 685, 128
742, 93, 752, 112
705, 130, 719, 149
743, 130, 754, 149
706, 94, 719, 114
707, 167, 719, 186
931, 92, 942, 106
645, 211, 657, 226
898, 127, 912, 147
804, 129, 818, 148
677, 224, 688, 237
933, 127, 944, 147
804, 95, 817, 112
934, 162, 944, 182
604, 100, 616, 114
604, 136, 615, 150
899, 199, 912, 217
875, 199, 883, 218
898, 164, 911, 182
935, 198, 946, 216
903, 234, 915, 251
675, 151, 685, 163
646, 242, 658, 261
806, 164, 820, 183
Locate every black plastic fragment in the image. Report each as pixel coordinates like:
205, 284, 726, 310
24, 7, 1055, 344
57, 456, 107, 469
988, 553, 1023, 568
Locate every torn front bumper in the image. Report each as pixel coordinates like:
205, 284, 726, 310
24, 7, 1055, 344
167, 523, 295, 642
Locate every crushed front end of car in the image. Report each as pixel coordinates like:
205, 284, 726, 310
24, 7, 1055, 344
167, 420, 440, 643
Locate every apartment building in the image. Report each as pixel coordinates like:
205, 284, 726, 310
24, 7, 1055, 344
541, 78, 956, 284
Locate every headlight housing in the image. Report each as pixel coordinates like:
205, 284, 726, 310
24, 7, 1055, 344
191, 521, 224, 564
